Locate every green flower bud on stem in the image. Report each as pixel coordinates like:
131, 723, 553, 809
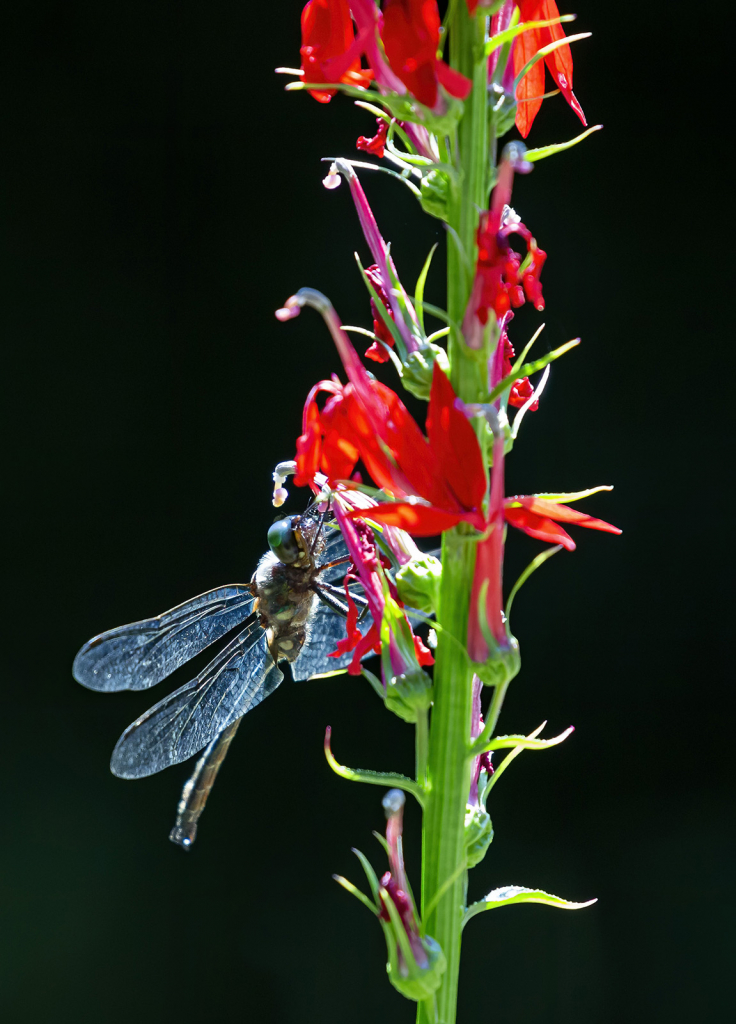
420, 169, 451, 221
473, 634, 521, 688
402, 343, 450, 401
396, 554, 442, 615
464, 805, 494, 869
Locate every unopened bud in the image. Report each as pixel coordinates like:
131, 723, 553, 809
396, 554, 442, 615
419, 169, 450, 221
473, 635, 521, 688
382, 788, 405, 817
401, 344, 450, 402
464, 805, 494, 869
385, 669, 433, 724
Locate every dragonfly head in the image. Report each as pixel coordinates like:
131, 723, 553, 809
267, 516, 302, 565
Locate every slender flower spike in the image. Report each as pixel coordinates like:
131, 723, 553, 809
514, 0, 587, 138
381, 0, 472, 112
300, 0, 373, 103
378, 790, 446, 1000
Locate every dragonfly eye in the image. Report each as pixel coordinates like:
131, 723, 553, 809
268, 518, 300, 564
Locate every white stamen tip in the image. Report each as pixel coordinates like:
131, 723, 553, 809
322, 162, 341, 190
272, 487, 288, 508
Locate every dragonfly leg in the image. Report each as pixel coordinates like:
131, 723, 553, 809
311, 581, 369, 621
169, 719, 242, 849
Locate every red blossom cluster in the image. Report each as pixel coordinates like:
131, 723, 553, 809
299, 0, 471, 111
475, 206, 546, 322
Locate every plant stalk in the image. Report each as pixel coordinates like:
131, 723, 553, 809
418, 8, 490, 1023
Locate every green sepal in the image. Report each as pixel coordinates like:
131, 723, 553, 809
379, 892, 447, 1003
396, 554, 442, 615
525, 125, 603, 163
463, 886, 597, 927
420, 169, 450, 221
355, 253, 408, 362
464, 804, 494, 869
379, 583, 433, 724
385, 671, 434, 724
472, 723, 574, 756
324, 726, 426, 805
401, 343, 450, 401
414, 243, 437, 335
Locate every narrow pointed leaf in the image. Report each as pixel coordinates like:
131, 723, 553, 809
464, 886, 596, 926
525, 126, 603, 163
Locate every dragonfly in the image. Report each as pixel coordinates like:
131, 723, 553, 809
73, 507, 369, 848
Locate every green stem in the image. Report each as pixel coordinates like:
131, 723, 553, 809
418, 8, 491, 1024
416, 706, 429, 790
420, 530, 475, 1024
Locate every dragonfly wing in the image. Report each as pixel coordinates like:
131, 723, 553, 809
317, 525, 350, 583
73, 585, 255, 692
291, 596, 374, 681
110, 620, 283, 778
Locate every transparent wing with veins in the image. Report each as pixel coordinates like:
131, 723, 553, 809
110, 620, 283, 779
73, 585, 255, 692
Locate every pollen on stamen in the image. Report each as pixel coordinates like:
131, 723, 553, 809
322, 162, 341, 190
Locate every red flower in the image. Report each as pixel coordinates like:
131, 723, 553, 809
300, 0, 373, 103
381, 0, 471, 110
502, 330, 537, 410
356, 118, 389, 158
503, 495, 621, 550
513, 0, 586, 138
364, 264, 396, 363
463, 152, 545, 349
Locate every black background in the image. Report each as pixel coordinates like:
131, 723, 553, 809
2, 3, 733, 1022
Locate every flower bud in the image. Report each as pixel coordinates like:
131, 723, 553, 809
401, 343, 450, 401
419, 169, 450, 221
473, 634, 521, 688
464, 804, 494, 869
378, 790, 447, 1002
396, 554, 442, 615
384, 669, 433, 724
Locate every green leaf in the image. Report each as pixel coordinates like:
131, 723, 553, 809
464, 886, 596, 926
480, 725, 574, 752
414, 244, 438, 335
485, 13, 577, 57
352, 847, 382, 906
333, 873, 379, 914
525, 125, 603, 163
324, 726, 425, 806
482, 722, 545, 797
488, 338, 580, 405
531, 485, 614, 503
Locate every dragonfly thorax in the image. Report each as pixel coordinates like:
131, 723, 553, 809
251, 551, 318, 663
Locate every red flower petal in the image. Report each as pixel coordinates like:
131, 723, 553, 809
434, 58, 472, 101
352, 502, 472, 536
504, 507, 577, 550
513, 27, 545, 138
509, 496, 622, 535
426, 363, 487, 512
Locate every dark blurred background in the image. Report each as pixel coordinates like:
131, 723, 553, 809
1, 2, 733, 1022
